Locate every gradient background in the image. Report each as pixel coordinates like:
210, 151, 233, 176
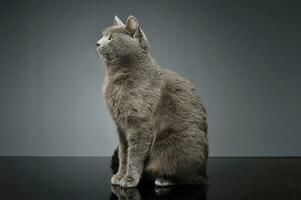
0, 0, 300, 156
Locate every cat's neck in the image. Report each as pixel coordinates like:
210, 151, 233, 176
104, 53, 159, 78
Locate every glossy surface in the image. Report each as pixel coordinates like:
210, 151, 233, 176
0, 157, 300, 200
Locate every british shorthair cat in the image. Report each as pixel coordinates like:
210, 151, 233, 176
96, 15, 208, 188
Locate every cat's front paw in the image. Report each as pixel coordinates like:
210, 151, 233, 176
111, 174, 124, 185
119, 175, 140, 188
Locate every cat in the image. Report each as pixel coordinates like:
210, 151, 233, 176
97, 15, 208, 188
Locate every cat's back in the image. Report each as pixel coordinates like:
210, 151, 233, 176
154, 67, 206, 130
160, 68, 204, 106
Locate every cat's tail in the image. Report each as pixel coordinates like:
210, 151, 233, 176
111, 146, 119, 174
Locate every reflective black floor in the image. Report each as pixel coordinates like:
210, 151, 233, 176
0, 157, 300, 200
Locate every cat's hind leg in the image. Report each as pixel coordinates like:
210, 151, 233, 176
146, 127, 208, 186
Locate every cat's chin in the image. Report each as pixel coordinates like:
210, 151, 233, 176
97, 48, 112, 60
97, 49, 108, 60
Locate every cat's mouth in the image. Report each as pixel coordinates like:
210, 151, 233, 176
97, 46, 107, 56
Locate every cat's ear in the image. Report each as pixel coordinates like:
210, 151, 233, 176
126, 15, 139, 35
113, 15, 125, 26
137, 28, 150, 51
126, 15, 150, 51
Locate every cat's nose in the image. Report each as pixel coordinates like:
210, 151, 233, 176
96, 43, 100, 47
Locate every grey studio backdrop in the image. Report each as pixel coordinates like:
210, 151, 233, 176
0, 0, 300, 157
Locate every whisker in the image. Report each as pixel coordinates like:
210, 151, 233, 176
83, 50, 99, 63
99, 24, 106, 29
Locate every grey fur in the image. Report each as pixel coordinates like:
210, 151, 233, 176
97, 15, 208, 188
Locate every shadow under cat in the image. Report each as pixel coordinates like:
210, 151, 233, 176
109, 184, 207, 200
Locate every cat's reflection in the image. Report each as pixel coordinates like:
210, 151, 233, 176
110, 184, 207, 200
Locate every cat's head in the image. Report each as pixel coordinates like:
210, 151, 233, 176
96, 15, 150, 61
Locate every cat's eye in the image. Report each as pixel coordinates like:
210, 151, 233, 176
108, 35, 115, 40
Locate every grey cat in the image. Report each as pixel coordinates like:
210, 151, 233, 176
96, 15, 208, 188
